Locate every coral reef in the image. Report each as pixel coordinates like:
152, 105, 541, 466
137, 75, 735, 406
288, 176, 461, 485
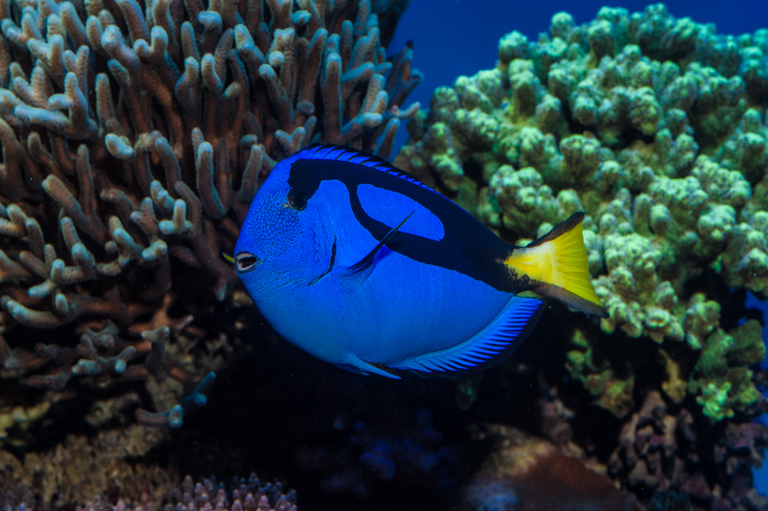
3, 2, 768, 511
0, 0, 420, 442
0, 0, 421, 506
393, 5, 768, 509
0, 470, 298, 511
0, 425, 172, 506
395, 3, 768, 424
608, 391, 768, 511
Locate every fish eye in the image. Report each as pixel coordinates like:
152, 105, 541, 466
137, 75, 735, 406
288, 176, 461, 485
235, 252, 259, 273
287, 187, 307, 211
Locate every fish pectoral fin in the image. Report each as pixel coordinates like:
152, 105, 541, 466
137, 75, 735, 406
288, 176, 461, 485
340, 210, 415, 284
309, 237, 337, 286
393, 296, 545, 377
337, 358, 402, 379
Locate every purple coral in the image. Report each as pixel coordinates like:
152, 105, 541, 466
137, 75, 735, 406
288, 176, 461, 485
0, 472, 299, 511
608, 391, 768, 510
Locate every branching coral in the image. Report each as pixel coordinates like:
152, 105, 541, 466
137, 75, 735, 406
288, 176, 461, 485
395, 3, 767, 425
0, 0, 420, 440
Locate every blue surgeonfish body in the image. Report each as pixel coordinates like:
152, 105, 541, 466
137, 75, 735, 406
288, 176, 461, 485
233, 144, 608, 379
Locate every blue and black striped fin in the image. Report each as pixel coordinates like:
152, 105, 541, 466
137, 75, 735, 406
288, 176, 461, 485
392, 297, 545, 376
296, 143, 437, 193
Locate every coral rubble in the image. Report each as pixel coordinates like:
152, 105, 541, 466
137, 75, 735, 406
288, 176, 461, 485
0, 425, 172, 506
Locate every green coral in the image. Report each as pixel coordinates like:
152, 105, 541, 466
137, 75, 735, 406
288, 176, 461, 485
489, 165, 576, 233
423, 123, 464, 191
697, 381, 732, 422
681, 293, 721, 350
452, 108, 499, 149
689, 320, 765, 422
566, 330, 635, 418
721, 212, 768, 293
596, 232, 681, 342
398, 4, 768, 420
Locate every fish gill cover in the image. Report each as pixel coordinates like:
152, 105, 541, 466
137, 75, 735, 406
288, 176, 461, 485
0, 1, 767, 511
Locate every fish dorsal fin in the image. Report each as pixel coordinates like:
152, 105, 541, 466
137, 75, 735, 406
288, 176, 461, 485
340, 210, 415, 284
296, 144, 437, 193
392, 296, 545, 376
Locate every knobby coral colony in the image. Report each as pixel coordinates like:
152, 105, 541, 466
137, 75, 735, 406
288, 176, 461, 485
398, 2, 767, 422
394, 2, 768, 507
0, 0, 419, 443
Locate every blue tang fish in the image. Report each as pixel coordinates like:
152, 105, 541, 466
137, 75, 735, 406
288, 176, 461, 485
232, 144, 607, 379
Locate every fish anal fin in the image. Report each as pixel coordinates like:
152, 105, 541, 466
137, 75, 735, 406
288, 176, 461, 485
365, 361, 402, 378
394, 296, 545, 377
341, 210, 414, 284
337, 358, 402, 379
505, 213, 608, 318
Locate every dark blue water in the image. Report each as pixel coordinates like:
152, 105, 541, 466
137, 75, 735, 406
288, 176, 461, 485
391, 0, 768, 116
390, 0, 768, 496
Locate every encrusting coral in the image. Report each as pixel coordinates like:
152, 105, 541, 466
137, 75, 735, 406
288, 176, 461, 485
396, 3, 767, 424
0, 0, 420, 444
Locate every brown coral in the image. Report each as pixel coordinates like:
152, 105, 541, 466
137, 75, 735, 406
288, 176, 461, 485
608, 391, 768, 510
0, 0, 419, 439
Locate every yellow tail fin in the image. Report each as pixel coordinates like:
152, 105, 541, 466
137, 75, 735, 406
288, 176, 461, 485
504, 213, 608, 318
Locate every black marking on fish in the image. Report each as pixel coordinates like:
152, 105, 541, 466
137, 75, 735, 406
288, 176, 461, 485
309, 236, 337, 286
287, 147, 525, 293
342, 210, 414, 284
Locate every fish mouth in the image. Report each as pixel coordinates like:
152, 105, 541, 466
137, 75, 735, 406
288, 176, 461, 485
234, 252, 261, 274
309, 236, 337, 286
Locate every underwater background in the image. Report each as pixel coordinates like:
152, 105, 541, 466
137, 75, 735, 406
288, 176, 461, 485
2, 0, 768, 510
391, 0, 768, 500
